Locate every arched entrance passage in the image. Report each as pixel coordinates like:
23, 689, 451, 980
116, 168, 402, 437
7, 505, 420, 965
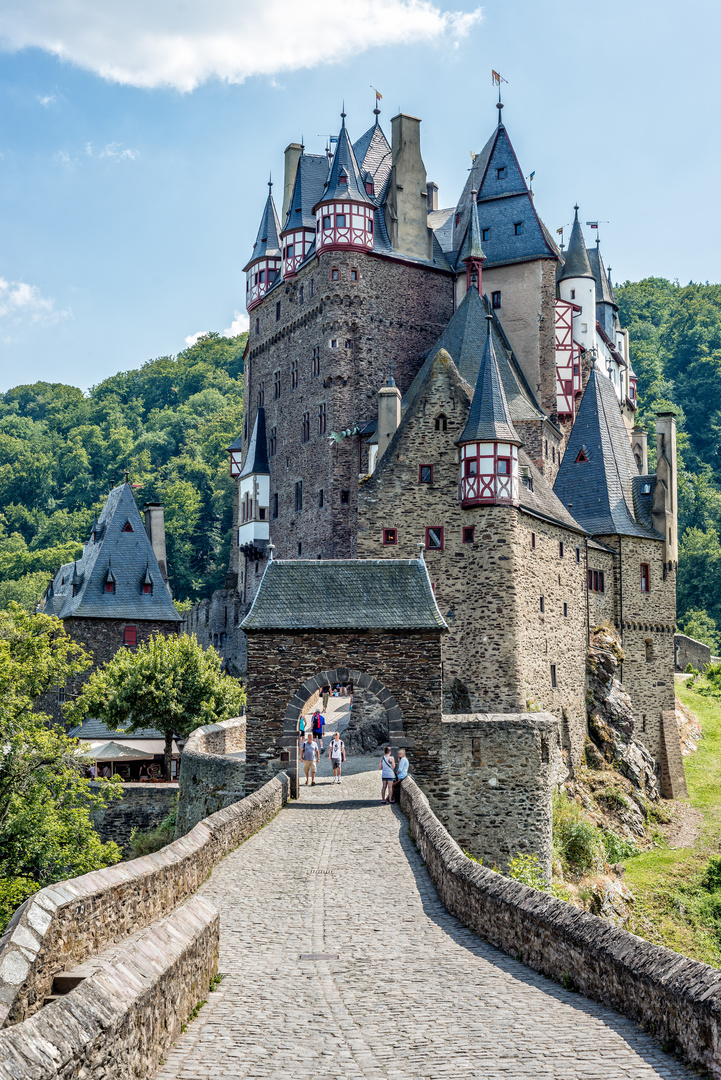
281, 669, 403, 795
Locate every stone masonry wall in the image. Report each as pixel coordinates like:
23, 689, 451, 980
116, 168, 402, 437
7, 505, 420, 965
399, 775, 721, 1079
184, 590, 248, 676
0, 771, 287, 1025
675, 633, 712, 672
90, 782, 178, 854
175, 718, 247, 837
0, 897, 218, 1080
586, 543, 617, 628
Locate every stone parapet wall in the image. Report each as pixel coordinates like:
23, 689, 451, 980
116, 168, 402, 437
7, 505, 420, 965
675, 633, 712, 672
0, 767, 287, 1026
0, 896, 218, 1080
399, 775, 721, 1078
175, 718, 247, 837
90, 781, 178, 853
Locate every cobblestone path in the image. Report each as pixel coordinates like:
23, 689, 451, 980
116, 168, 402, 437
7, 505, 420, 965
155, 761, 694, 1080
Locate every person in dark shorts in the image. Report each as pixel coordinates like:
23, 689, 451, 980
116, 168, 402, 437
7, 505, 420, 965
328, 731, 346, 783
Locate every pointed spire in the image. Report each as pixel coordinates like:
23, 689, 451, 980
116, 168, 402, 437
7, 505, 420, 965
315, 114, 373, 207
557, 205, 594, 281
243, 184, 282, 271
461, 190, 485, 263
240, 407, 270, 478
458, 316, 522, 445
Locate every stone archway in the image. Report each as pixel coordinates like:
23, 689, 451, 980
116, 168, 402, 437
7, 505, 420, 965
280, 668, 404, 795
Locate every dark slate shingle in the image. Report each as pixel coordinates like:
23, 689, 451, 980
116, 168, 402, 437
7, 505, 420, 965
243, 187, 282, 271
557, 208, 594, 282
457, 315, 521, 445
67, 717, 166, 740
239, 408, 270, 478
283, 153, 329, 232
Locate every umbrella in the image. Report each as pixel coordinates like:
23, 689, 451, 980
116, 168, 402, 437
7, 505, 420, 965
82, 741, 154, 761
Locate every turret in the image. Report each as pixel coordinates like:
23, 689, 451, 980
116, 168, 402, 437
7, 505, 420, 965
460, 190, 485, 296
557, 207, 596, 354
457, 315, 522, 507
313, 112, 375, 256
238, 408, 271, 560
653, 412, 678, 569
244, 180, 282, 311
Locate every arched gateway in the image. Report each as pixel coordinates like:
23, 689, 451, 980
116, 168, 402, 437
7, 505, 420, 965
241, 557, 447, 795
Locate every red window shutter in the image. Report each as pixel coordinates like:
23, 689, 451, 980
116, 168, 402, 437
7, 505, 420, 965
124, 625, 137, 647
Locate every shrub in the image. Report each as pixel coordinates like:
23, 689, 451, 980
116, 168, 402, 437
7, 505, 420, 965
128, 804, 177, 859
0, 877, 39, 934
602, 830, 638, 863
701, 855, 721, 892
506, 852, 546, 891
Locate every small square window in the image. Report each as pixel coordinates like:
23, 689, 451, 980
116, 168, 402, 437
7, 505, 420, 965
481, 227, 490, 242
550, 664, 557, 688
425, 526, 444, 551
331, 267, 339, 281
340, 490, 350, 505
345, 339, 352, 349
514, 221, 523, 235
331, 339, 338, 349
497, 166, 507, 179
462, 527, 474, 544
383, 528, 397, 545
492, 291, 501, 309
563, 602, 568, 618
276, 300, 281, 321
419, 464, 433, 484
350, 268, 358, 281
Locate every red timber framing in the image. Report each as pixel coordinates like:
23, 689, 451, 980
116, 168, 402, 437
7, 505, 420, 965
555, 299, 582, 420
246, 258, 281, 310
316, 202, 374, 255
281, 229, 315, 278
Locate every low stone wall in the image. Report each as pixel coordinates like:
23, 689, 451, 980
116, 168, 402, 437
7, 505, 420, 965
175, 717, 246, 837
90, 782, 178, 853
399, 775, 721, 1078
0, 896, 218, 1080
0, 767, 287, 1026
675, 633, 712, 672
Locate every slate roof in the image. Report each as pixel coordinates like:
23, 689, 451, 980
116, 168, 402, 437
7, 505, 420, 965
553, 369, 661, 539
518, 451, 586, 534
428, 208, 455, 252
240, 407, 270, 478
67, 717, 167, 741
315, 118, 373, 207
457, 314, 521, 445
243, 186, 282, 271
39, 483, 181, 622
353, 121, 392, 203
241, 558, 447, 632
459, 194, 485, 263
282, 153, 328, 233
557, 208, 594, 282
587, 245, 615, 306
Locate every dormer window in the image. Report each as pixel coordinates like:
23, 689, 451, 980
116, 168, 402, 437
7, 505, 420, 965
492, 291, 501, 309
514, 222, 523, 235
366, 181, 374, 196
574, 447, 589, 463
339, 174, 347, 185
142, 582, 152, 595
497, 167, 507, 179
122, 521, 133, 533
105, 581, 115, 594
641, 482, 652, 494
455, 212, 460, 226
482, 228, 490, 242
72, 583, 80, 597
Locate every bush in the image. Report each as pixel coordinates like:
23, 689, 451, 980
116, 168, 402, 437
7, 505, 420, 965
701, 854, 721, 892
0, 876, 39, 934
128, 805, 177, 859
553, 790, 605, 874
506, 852, 546, 891
602, 830, 638, 863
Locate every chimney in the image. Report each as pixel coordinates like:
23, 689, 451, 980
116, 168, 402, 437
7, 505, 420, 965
384, 114, 432, 261
376, 379, 402, 465
632, 427, 648, 474
143, 504, 171, 592
426, 181, 439, 212
652, 413, 678, 569
283, 142, 303, 224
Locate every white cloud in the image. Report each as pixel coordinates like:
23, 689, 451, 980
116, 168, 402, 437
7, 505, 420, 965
86, 141, 139, 161
223, 311, 249, 337
0, 278, 72, 328
184, 330, 210, 347
36, 93, 56, 106
0, 1, 482, 92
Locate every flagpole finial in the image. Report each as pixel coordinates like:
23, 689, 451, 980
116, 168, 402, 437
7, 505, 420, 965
497, 100, 503, 126
341, 101, 346, 121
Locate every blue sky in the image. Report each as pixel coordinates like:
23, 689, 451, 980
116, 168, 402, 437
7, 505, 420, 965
0, 0, 717, 392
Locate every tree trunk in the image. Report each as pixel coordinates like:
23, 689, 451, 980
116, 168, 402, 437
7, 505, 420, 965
164, 729, 174, 782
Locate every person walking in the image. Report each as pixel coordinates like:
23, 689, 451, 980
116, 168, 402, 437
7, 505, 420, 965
301, 733, 319, 786
312, 710, 326, 751
379, 745, 396, 803
328, 731, 346, 783
321, 684, 331, 711
299, 714, 306, 749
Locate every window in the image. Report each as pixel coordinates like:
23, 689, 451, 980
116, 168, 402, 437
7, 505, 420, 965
497, 166, 507, 179
575, 447, 589, 463
550, 664, 557, 688
323, 215, 331, 229
243, 418, 247, 442
331, 339, 338, 349
481, 227, 490, 242
291, 359, 298, 390
124, 625, 137, 648
331, 267, 339, 281
492, 291, 501, 309
318, 402, 326, 435
269, 427, 277, 456
122, 521, 133, 533
350, 268, 358, 281
259, 270, 265, 283
497, 457, 510, 475
640, 563, 650, 592
563, 602, 568, 618
345, 339, 352, 349
340, 490, 350, 505
576, 546, 581, 563
570, 289, 576, 300
72, 582, 80, 596
383, 528, 397, 545
588, 569, 605, 593
298, 542, 302, 556
319, 489, 324, 509
259, 508, 266, 520
285, 243, 294, 259
299, 285, 304, 303
272, 493, 278, 519
336, 214, 346, 228
531, 532, 536, 549
462, 526, 474, 544
255, 317, 260, 335
514, 222, 523, 235
435, 414, 447, 432
540, 596, 545, 613
419, 464, 433, 484
425, 526, 444, 550
312, 346, 320, 376
105, 580, 115, 594
295, 481, 303, 512
274, 370, 281, 399
552, 446, 556, 463
645, 640, 654, 662
257, 382, 265, 407
455, 212, 460, 226
143, 581, 152, 595
302, 412, 310, 443
369, 218, 373, 235
366, 181, 374, 195
559, 542, 564, 558
276, 300, 281, 321
310, 278, 315, 298
641, 482, 651, 494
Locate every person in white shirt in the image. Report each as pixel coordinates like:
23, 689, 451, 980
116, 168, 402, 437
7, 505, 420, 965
301, 734, 320, 786
328, 731, 346, 783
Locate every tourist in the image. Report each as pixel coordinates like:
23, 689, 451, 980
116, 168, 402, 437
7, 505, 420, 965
101, 764, 112, 778
139, 764, 148, 781
328, 731, 345, 783
321, 683, 331, 710
394, 748, 409, 801
299, 714, 306, 748
312, 710, 325, 751
301, 734, 319, 786
379, 746, 396, 803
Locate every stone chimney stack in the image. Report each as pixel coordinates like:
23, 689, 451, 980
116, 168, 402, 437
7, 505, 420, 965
143, 504, 171, 592
283, 143, 303, 223
384, 114, 433, 262
376, 379, 402, 465
632, 426, 648, 474
426, 181, 439, 212
652, 413, 678, 569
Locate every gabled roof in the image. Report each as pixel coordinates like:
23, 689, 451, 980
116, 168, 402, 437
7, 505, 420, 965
557, 207, 594, 282
243, 185, 282, 272
39, 484, 181, 622
282, 153, 328, 233
457, 314, 522, 445
315, 118, 373, 207
553, 369, 661, 539
240, 408, 270, 478
241, 558, 447, 632
353, 120, 392, 202
587, 245, 615, 305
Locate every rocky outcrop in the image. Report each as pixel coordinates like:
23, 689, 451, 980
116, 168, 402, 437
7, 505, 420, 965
586, 626, 659, 801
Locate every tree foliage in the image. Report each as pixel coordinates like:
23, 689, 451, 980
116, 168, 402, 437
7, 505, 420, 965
65, 633, 247, 779
0, 332, 246, 607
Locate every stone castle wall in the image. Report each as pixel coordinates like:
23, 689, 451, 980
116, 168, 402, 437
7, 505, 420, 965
90, 782, 178, 853
175, 717, 246, 837
675, 633, 712, 672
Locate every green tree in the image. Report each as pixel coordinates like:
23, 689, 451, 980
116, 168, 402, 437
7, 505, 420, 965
65, 633, 246, 779
678, 527, 721, 626
678, 609, 720, 653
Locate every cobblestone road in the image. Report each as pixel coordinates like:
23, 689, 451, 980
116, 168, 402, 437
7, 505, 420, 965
155, 760, 694, 1080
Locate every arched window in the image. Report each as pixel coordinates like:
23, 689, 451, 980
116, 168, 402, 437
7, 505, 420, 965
435, 414, 448, 432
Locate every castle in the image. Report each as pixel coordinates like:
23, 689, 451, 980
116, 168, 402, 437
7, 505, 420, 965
185, 98, 680, 783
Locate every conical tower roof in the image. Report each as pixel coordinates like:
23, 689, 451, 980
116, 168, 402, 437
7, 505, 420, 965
243, 183, 282, 272
460, 192, 485, 263
240, 408, 270, 478
557, 206, 594, 281
457, 315, 522, 445
314, 114, 373, 208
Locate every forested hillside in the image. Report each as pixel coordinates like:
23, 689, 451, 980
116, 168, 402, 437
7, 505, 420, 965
0, 332, 246, 607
